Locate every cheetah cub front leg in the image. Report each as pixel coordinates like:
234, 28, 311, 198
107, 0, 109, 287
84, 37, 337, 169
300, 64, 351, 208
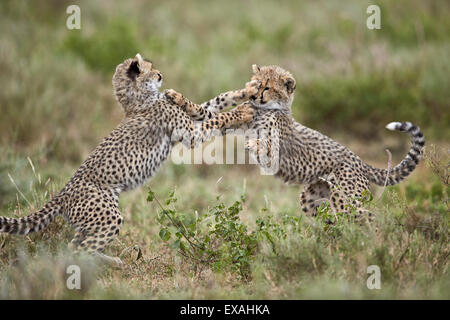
165, 90, 255, 128
203, 79, 261, 114
165, 80, 261, 121
245, 138, 272, 168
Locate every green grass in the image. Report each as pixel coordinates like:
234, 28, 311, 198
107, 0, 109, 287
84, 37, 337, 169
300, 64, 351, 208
1, 145, 448, 299
0, 0, 449, 299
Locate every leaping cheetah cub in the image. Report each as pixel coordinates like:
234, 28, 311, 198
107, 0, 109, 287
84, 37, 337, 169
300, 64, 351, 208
167, 64, 425, 219
0, 54, 257, 264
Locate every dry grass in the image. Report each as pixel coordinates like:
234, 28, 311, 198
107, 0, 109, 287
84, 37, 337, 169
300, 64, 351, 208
1, 145, 448, 299
0, 0, 449, 299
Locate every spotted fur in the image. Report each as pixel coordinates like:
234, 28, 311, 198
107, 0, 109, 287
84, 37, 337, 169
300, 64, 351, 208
169, 64, 425, 219
0, 54, 254, 264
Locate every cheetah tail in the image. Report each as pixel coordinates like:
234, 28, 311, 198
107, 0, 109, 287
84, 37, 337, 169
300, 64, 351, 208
0, 198, 61, 235
363, 122, 425, 186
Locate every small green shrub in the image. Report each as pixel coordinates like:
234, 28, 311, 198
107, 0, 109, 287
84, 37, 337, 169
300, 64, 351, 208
149, 187, 378, 280
149, 190, 258, 280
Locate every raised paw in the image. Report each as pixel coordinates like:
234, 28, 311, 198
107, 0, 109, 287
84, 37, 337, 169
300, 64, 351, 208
245, 137, 265, 152
164, 89, 185, 106
245, 139, 258, 152
245, 79, 261, 98
235, 103, 255, 123
246, 138, 271, 167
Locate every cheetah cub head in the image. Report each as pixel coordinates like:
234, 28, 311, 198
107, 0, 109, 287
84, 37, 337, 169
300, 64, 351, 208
113, 54, 164, 112
248, 64, 296, 111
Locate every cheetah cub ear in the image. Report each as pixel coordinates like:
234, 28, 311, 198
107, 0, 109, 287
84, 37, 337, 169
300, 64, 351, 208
252, 64, 261, 74
135, 53, 144, 64
127, 60, 140, 80
126, 54, 147, 80
284, 77, 296, 94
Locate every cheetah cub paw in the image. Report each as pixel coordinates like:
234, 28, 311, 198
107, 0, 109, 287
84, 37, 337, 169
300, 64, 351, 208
245, 138, 270, 154
245, 138, 271, 166
164, 89, 185, 107
245, 138, 259, 152
244, 79, 261, 98
234, 103, 255, 123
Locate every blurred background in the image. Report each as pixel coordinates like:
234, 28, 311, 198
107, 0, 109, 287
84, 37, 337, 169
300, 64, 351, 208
0, 0, 448, 299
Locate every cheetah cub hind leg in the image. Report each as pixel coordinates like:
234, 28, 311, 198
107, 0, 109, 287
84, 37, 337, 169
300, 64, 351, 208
300, 173, 375, 225
71, 238, 124, 266
94, 251, 123, 266
328, 168, 375, 223
300, 181, 331, 217
68, 200, 125, 266
70, 231, 124, 266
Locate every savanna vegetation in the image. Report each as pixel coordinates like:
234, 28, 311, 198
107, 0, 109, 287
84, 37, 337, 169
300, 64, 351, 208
0, 0, 448, 299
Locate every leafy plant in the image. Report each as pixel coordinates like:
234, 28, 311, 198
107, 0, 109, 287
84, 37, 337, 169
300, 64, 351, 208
148, 189, 258, 279
148, 185, 380, 279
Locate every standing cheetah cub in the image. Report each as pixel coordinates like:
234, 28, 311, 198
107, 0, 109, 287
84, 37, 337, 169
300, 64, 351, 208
0, 54, 256, 264
168, 64, 425, 219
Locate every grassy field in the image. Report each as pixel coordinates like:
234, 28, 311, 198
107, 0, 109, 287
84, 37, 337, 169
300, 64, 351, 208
0, 0, 448, 299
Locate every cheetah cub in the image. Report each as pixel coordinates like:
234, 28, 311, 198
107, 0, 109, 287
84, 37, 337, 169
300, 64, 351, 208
168, 64, 425, 219
0, 54, 256, 264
